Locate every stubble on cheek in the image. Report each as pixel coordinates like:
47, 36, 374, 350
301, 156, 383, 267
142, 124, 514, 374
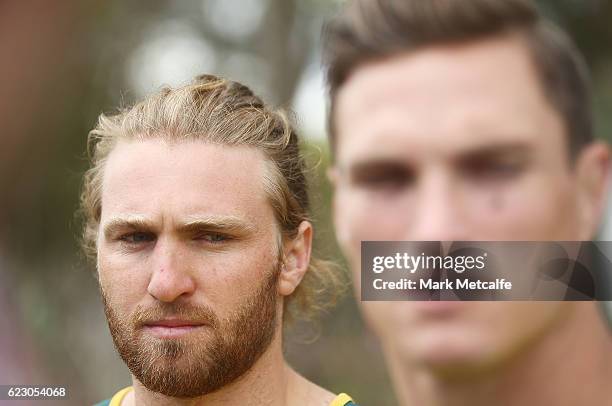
99, 263, 281, 398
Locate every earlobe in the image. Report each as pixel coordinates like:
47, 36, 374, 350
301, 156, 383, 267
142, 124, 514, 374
575, 142, 610, 239
277, 221, 313, 297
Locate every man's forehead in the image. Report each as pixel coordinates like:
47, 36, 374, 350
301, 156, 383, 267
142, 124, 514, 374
337, 32, 538, 100
334, 35, 564, 166
103, 138, 266, 174
99, 139, 273, 220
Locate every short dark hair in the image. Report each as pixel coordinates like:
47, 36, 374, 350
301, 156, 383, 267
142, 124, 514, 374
323, 0, 593, 157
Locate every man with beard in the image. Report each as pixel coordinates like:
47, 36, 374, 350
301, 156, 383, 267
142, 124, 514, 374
323, 0, 612, 405
81, 74, 357, 406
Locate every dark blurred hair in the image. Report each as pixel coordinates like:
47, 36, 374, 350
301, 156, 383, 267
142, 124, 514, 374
323, 0, 593, 157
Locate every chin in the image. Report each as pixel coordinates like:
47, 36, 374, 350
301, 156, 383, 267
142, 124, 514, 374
397, 323, 500, 376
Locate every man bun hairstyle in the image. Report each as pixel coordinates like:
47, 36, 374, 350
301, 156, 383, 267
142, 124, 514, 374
80, 74, 345, 323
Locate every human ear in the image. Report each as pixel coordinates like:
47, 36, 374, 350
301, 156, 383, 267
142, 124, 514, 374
575, 141, 610, 239
277, 221, 313, 296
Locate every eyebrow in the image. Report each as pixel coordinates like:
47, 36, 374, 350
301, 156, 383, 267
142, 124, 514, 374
179, 215, 256, 235
455, 142, 533, 163
102, 215, 154, 240
344, 160, 411, 182
342, 141, 534, 172
102, 214, 255, 240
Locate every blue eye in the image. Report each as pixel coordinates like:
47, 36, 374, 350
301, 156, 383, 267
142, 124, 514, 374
195, 232, 231, 244
121, 232, 155, 244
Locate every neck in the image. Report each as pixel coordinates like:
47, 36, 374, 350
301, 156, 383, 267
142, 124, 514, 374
126, 330, 294, 406
388, 303, 612, 406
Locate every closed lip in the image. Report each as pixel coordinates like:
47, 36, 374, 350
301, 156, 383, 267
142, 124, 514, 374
143, 319, 206, 328
412, 301, 466, 315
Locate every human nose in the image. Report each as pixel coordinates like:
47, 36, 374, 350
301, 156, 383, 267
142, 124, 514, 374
407, 168, 469, 242
147, 237, 196, 303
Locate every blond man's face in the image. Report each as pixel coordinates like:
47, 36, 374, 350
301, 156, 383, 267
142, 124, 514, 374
96, 139, 282, 397
333, 35, 607, 373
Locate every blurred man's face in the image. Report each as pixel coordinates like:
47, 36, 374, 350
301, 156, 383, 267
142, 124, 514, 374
333, 35, 603, 374
97, 139, 281, 397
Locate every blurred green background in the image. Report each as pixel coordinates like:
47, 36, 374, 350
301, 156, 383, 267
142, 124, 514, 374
0, 1, 611, 405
